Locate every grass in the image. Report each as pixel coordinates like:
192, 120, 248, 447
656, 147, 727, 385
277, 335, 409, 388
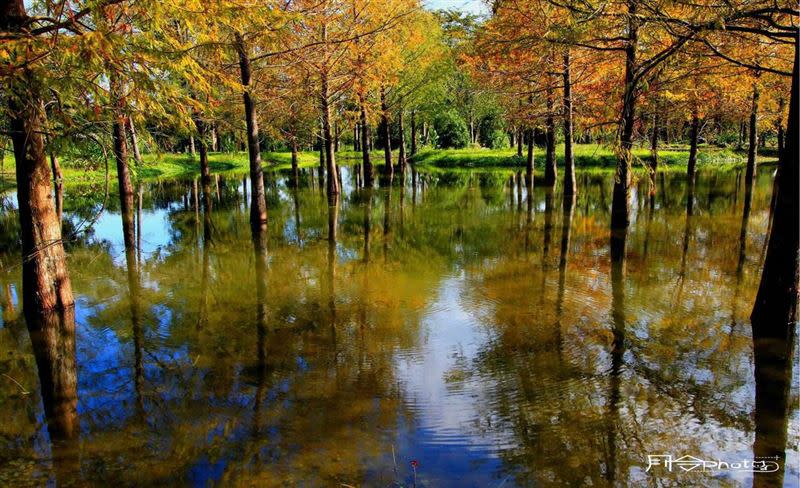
0, 143, 771, 189
409, 143, 762, 171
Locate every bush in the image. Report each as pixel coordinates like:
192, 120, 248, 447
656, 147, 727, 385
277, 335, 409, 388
433, 110, 469, 149
479, 114, 509, 149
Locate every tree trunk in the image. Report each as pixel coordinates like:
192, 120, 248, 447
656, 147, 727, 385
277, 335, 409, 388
526, 128, 534, 181
751, 35, 798, 334
381, 87, 393, 181
5, 53, 74, 313
544, 84, 557, 187
49, 152, 63, 223
128, 118, 142, 165
235, 32, 268, 228
649, 107, 659, 201
291, 137, 299, 187
687, 108, 700, 182
354, 123, 360, 152
359, 93, 373, 186
194, 114, 211, 187
516, 126, 523, 157
110, 71, 136, 256
320, 69, 339, 198
563, 50, 576, 196
398, 100, 406, 169
746, 81, 760, 188
611, 0, 638, 231
410, 110, 418, 156
189, 135, 196, 157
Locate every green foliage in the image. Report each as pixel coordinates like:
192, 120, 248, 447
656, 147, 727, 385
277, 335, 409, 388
433, 110, 470, 149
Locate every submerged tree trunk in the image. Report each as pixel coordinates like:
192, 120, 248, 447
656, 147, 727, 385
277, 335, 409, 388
648, 106, 659, 203
611, 0, 638, 231
320, 69, 339, 198
359, 93, 373, 186
745, 81, 760, 188
544, 85, 557, 187
194, 114, 211, 187
410, 110, 418, 157
687, 108, 700, 182
398, 101, 406, 170
526, 128, 534, 182
380, 87, 393, 182
563, 51, 576, 196
110, 71, 136, 256
5, 19, 74, 314
235, 32, 268, 228
290, 137, 299, 187
751, 37, 798, 334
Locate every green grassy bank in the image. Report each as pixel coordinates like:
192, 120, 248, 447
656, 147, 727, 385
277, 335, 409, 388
0, 143, 769, 190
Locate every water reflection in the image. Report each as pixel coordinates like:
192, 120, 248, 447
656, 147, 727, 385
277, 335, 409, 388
0, 165, 796, 486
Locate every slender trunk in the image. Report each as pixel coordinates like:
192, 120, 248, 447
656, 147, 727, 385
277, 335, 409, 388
291, 137, 299, 187
410, 110, 417, 156
687, 108, 700, 181
189, 135, 195, 156
320, 69, 339, 198
544, 84, 557, 187
611, 0, 638, 230
526, 128, 534, 180
5, 0, 73, 313
235, 32, 268, 228
381, 87, 393, 181
746, 81, 760, 187
359, 93, 373, 186
751, 35, 798, 333
194, 114, 211, 187
49, 152, 63, 223
354, 123, 360, 152
563, 50, 576, 196
648, 106, 659, 201
110, 71, 136, 255
516, 126, 523, 157
128, 118, 142, 165
398, 101, 406, 170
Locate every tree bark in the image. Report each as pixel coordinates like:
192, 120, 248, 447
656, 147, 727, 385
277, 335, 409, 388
235, 32, 268, 228
563, 50, 576, 196
611, 0, 638, 231
751, 35, 798, 334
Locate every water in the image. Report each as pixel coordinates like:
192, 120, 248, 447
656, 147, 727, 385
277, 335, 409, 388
0, 165, 796, 487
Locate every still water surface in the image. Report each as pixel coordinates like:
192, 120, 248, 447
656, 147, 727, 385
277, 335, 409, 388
0, 166, 796, 487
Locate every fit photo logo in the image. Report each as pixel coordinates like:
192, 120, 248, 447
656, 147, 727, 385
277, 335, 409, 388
645, 455, 781, 473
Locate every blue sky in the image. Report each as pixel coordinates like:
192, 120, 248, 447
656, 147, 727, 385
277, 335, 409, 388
423, 0, 489, 15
